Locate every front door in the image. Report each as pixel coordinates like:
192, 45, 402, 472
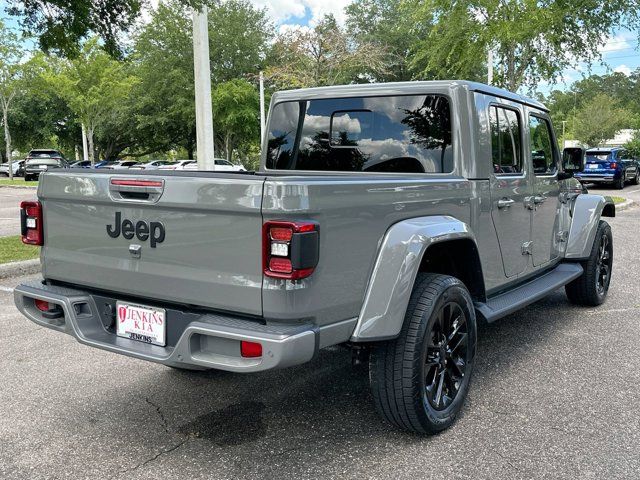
489, 104, 531, 278
529, 114, 561, 267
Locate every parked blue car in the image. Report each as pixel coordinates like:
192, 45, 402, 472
574, 147, 639, 189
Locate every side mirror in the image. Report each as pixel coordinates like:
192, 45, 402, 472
560, 147, 585, 179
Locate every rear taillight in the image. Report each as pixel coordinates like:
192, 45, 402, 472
20, 201, 43, 245
240, 340, 262, 358
610, 162, 617, 169
263, 220, 319, 280
35, 299, 50, 312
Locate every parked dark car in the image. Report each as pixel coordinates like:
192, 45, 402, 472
16, 160, 26, 176
70, 160, 92, 168
99, 160, 140, 169
24, 156, 70, 181
574, 147, 640, 189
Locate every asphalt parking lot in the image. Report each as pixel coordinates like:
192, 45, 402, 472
1, 187, 639, 479
0, 187, 37, 237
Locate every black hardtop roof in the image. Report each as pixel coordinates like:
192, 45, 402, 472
272, 80, 547, 112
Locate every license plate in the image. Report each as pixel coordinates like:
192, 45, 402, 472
588, 164, 598, 169
39, 165, 47, 170
116, 302, 166, 346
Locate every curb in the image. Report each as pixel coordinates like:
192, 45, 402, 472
0, 259, 41, 279
616, 199, 635, 211
0, 184, 37, 190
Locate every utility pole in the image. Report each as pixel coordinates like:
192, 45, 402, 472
487, 49, 493, 86
562, 121, 567, 148
192, 6, 215, 170
259, 71, 266, 146
81, 124, 89, 162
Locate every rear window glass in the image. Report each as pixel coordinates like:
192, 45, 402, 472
266, 95, 453, 173
587, 152, 612, 162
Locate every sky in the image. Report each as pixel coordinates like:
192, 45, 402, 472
2, 0, 639, 96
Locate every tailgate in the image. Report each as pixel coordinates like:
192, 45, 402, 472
38, 171, 265, 316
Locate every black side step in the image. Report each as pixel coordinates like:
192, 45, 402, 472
475, 263, 583, 323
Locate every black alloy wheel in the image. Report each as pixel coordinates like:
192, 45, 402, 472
595, 232, 612, 296
423, 302, 469, 410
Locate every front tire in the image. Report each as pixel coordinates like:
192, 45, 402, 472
632, 170, 640, 186
369, 274, 477, 434
566, 220, 613, 306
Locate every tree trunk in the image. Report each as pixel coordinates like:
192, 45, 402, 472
2, 102, 13, 180
87, 125, 96, 165
225, 133, 232, 162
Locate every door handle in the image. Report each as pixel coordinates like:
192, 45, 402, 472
497, 198, 515, 209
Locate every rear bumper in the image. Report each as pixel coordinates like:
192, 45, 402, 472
14, 280, 318, 372
574, 173, 617, 183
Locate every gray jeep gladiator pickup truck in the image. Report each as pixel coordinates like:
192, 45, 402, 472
15, 81, 615, 434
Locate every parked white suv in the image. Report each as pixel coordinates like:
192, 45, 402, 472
183, 158, 246, 172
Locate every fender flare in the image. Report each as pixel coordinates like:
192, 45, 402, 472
565, 194, 615, 260
350, 216, 478, 342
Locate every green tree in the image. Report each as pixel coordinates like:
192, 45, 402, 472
0, 23, 44, 177
131, 0, 271, 159
212, 79, 259, 163
45, 38, 138, 164
574, 94, 632, 148
407, 0, 640, 91
7, 0, 144, 57
345, 0, 416, 82
3, 52, 76, 158
625, 130, 640, 158
0, 20, 22, 177
208, 0, 273, 83
545, 69, 640, 142
266, 14, 391, 89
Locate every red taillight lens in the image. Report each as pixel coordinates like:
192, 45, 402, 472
35, 299, 50, 312
241, 340, 262, 358
110, 179, 163, 187
269, 227, 293, 241
263, 221, 319, 280
20, 201, 43, 246
610, 162, 617, 169
269, 257, 292, 273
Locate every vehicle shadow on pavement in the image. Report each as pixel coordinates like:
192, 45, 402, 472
69, 290, 583, 475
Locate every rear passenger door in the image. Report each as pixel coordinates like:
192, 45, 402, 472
489, 103, 531, 278
528, 113, 560, 267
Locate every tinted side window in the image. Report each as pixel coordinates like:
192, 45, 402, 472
266, 101, 302, 170
529, 115, 557, 175
266, 95, 453, 173
490, 106, 522, 174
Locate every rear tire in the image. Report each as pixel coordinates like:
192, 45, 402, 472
566, 220, 613, 306
369, 273, 477, 434
614, 177, 625, 189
